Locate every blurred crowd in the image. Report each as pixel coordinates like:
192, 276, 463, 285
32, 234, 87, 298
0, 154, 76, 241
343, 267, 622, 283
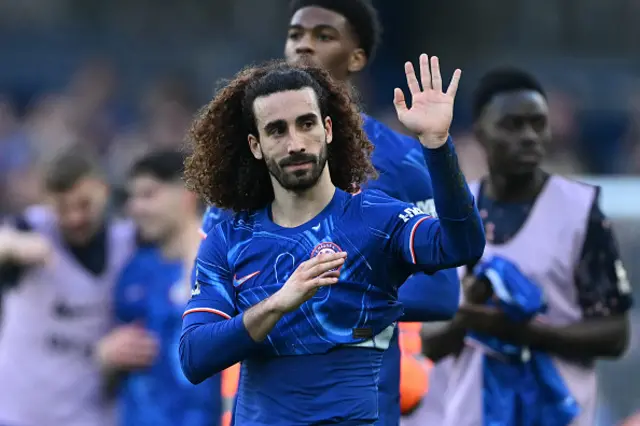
3, 58, 640, 216
0, 60, 198, 215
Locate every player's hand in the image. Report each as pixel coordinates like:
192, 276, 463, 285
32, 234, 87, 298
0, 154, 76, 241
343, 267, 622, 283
457, 305, 513, 339
15, 233, 53, 265
95, 323, 159, 371
271, 252, 346, 314
462, 275, 493, 305
393, 54, 461, 149
0, 227, 52, 265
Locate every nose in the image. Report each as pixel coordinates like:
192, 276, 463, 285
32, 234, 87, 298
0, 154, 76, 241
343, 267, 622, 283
287, 136, 307, 155
519, 138, 537, 149
519, 124, 539, 146
285, 127, 308, 154
294, 34, 315, 56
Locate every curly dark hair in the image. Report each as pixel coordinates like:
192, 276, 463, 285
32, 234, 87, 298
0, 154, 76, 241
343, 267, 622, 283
184, 60, 376, 212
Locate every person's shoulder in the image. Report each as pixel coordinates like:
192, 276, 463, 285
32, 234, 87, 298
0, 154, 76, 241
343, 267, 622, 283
548, 174, 599, 209
357, 189, 425, 230
201, 206, 232, 234
363, 114, 419, 152
358, 189, 415, 216
226, 210, 261, 234
362, 114, 432, 195
552, 174, 599, 192
203, 210, 259, 247
359, 188, 408, 206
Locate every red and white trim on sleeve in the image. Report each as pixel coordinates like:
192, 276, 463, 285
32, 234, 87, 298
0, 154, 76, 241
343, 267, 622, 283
183, 307, 231, 320
409, 217, 431, 264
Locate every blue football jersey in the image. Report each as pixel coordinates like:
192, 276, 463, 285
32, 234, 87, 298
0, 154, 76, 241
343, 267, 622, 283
115, 247, 222, 426
200, 206, 230, 235
184, 178, 482, 425
196, 115, 462, 426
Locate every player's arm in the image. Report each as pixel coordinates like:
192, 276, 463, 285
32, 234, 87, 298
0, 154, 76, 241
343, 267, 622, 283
421, 273, 484, 361
396, 149, 465, 320
186, 206, 221, 288
421, 319, 466, 362
368, 140, 462, 322
0, 216, 50, 288
180, 226, 344, 384
458, 197, 633, 359
387, 55, 485, 271
96, 323, 158, 397
96, 254, 159, 397
179, 229, 258, 384
399, 270, 460, 322
379, 140, 485, 274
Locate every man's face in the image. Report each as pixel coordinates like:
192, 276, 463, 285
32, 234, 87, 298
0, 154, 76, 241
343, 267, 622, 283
127, 175, 185, 243
248, 87, 333, 193
285, 6, 364, 81
476, 90, 550, 176
49, 177, 108, 245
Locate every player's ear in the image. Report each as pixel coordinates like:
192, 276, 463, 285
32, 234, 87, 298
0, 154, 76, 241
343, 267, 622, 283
323, 116, 333, 144
347, 48, 367, 73
248, 134, 263, 160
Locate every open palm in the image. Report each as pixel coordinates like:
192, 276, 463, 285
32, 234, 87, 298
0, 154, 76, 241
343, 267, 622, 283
393, 54, 461, 148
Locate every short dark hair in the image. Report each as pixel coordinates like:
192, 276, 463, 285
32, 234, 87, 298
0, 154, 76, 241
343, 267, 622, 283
289, 0, 382, 60
472, 67, 546, 121
130, 150, 186, 183
44, 152, 102, 193
183, 60, 376, 212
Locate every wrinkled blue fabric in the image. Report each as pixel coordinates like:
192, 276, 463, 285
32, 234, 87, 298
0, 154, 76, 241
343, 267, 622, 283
468, 256, 580, 426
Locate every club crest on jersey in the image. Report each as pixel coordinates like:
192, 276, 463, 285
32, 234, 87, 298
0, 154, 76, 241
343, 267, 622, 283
310, 241, 343, 271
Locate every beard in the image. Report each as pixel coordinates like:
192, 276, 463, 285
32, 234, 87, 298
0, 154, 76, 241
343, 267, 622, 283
264, 138, 329, 192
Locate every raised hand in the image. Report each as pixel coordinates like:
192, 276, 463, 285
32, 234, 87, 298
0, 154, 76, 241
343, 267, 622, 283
95, 323, 159, 371
393, 54, 461, 149
271, 252, 346, 314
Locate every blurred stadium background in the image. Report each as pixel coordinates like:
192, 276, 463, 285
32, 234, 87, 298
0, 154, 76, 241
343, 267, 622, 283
0, 0, 638, 423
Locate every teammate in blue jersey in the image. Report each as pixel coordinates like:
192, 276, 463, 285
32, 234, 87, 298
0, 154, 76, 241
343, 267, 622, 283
96, 150, 221, 426
180, 56, 484, 425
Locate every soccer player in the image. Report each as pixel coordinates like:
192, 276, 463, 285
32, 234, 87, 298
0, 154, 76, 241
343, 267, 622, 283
422, 68, 633, 426
0, 153, 137, 426
179, 56, 485, 425
96, 150, 222, 426
198, 1, 463, 422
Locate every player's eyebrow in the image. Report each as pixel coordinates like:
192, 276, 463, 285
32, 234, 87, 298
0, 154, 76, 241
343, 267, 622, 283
295, 113, 318, 125
499, 111, 545, 121
288, 24, 339, 33
263, 119, 287, 134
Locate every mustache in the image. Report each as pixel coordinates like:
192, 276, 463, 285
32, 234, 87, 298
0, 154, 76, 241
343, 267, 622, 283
279, 153, 317, 167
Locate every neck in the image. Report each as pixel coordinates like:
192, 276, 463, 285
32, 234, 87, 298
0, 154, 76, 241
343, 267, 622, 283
159, 216, 201, 264
271, 168, 335, 228
485, 168, 546, 202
